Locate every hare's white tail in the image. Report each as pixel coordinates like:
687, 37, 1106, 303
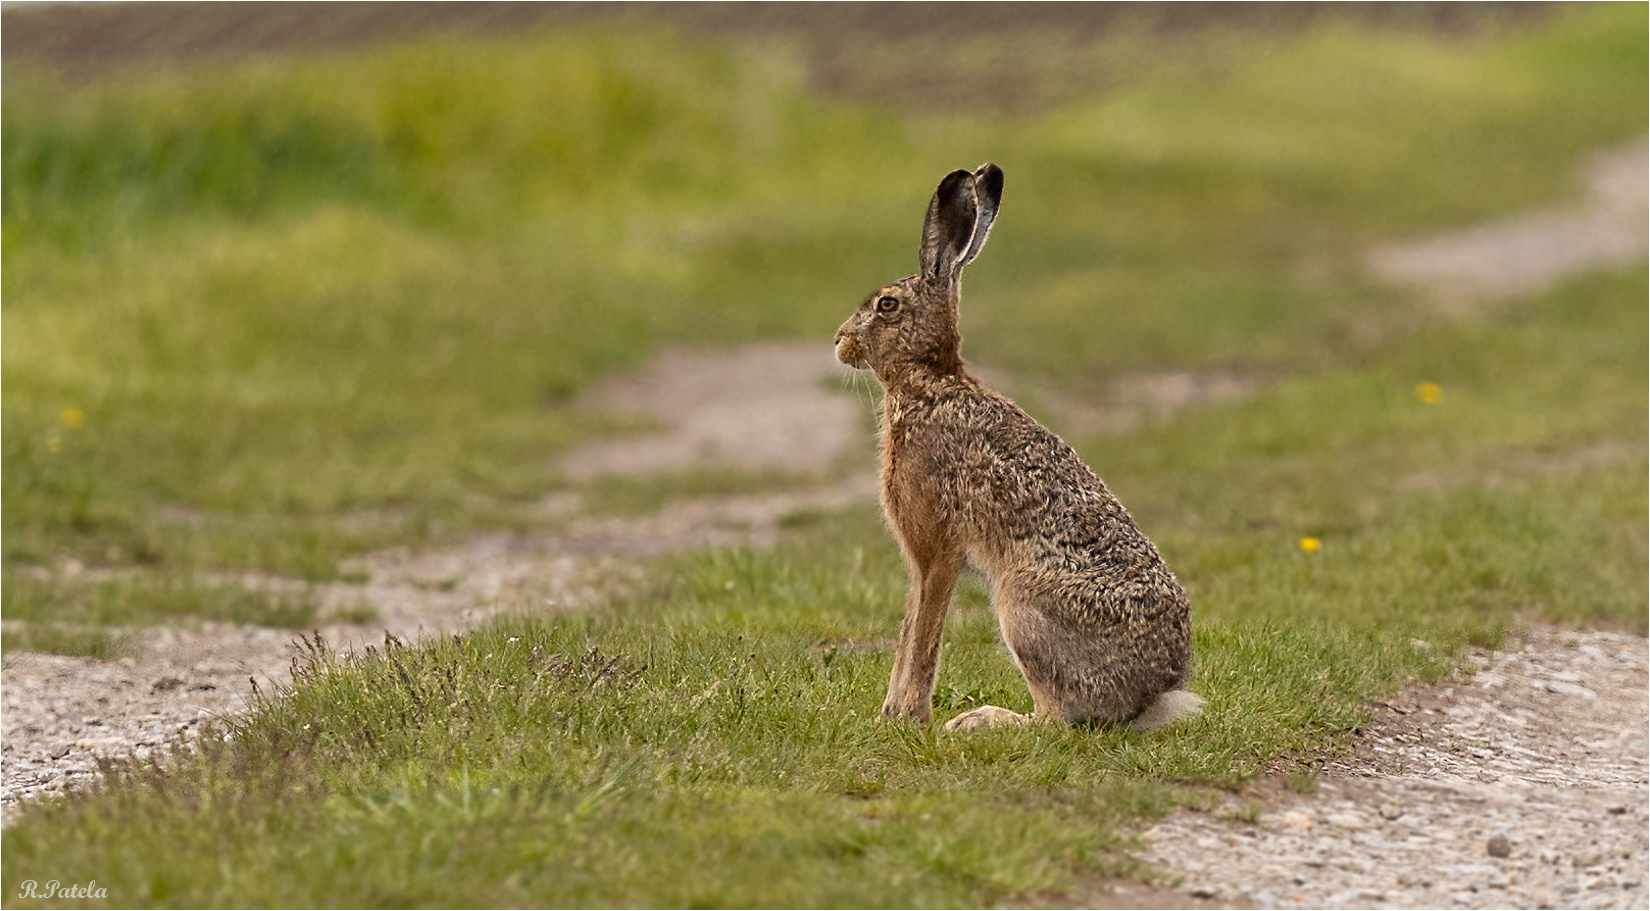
1130, 689, 1205, 730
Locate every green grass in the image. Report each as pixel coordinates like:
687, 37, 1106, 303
0, 569, 332, 658
581, 467, 824, 516
1103, 266, 1649, 634
4, 6, 1644, 583
2, 28, 905, 580
2, 571, 322, 629
0, 622, 132, 660
2, 6, 1646, 907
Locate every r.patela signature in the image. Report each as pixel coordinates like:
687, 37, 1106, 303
16, 880, 108, 900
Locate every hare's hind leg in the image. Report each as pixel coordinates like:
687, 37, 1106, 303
940, 582, 1073, 732
997, 586, 1192, 726
882, 542, 966, 723
989, 584, 1092, 724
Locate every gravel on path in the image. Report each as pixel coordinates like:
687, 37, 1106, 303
1141, 627, 1648, 910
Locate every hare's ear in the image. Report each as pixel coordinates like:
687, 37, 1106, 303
919, 168, 979, 281
960, 163, 1003, 267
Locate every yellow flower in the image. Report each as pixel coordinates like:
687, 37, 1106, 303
61, 408, 85, 429
1299, 537, 1321, 553
46, 436, 63, 454
1415, 382, 1442, 405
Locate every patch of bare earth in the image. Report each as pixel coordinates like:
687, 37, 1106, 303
560, 341, 869, 481
981, 364, 1261, 437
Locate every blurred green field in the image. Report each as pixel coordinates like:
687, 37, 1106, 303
2, 4, 1646, 907
5, 5, 1642, 583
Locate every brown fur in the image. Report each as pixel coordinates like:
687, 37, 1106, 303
834, 164, 1197, 729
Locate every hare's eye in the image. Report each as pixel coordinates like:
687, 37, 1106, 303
875, 296, 899, 313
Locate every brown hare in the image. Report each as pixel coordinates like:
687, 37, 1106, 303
834, 163, 1202, 732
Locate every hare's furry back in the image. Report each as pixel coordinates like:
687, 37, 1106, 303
834, 163, 1199, 731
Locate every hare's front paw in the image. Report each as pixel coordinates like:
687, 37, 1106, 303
942, 705, 1030, 732
881, 688, 937, 723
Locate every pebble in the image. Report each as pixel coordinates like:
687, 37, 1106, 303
1543, 680, 1599, 699
1488, 834, 1512, 858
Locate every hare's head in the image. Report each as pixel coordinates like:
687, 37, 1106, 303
835, 163, 1003, 381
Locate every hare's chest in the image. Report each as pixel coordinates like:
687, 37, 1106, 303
879, 403, 967, 518
878, 407, 912, 494
878, 405, 933, 516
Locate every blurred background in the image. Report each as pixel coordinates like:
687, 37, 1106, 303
3, 1, 1644, 613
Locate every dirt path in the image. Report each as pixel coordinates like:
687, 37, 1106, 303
560, 341, 868, 480
1, 333, 878, 823
1138, 628, 1647, 910
0, 470, 875, 824
1368, 139, 1649, 309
